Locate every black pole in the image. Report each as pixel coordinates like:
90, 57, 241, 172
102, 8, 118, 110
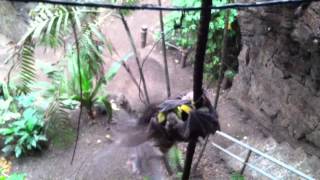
182, 0, 212, 179
192, 9, 231, 173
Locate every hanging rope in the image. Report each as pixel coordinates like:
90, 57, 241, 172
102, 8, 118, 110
70, 16, 83, 165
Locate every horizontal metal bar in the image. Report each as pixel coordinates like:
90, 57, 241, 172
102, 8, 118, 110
7, 0, 319, 11
216, 131, 314, 180
211, 142, 277, 180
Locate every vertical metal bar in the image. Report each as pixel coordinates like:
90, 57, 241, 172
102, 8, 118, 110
240, 150, 252, 175
182, 0, 212, 179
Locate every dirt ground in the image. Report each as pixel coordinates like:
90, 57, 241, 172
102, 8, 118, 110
1, 0, 272, 179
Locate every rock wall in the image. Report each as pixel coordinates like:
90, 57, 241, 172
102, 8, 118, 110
0, 1, 31, 42
230, 2, 320, 155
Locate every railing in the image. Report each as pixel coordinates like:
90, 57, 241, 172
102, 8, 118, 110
211, 131, 315, 180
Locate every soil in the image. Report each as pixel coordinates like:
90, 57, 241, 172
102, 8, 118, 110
1, 0, 271, 179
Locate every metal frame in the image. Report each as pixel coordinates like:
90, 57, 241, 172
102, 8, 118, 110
212, 131, 315, 180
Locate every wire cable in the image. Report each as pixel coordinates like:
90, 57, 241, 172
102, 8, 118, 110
4, 0, 318, 11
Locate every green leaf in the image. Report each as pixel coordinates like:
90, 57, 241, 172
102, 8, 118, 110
31, 138, 37, 148
37, 135, 47, 141
72, 8, 81, 31
106, 52, 133, 81
17, 95, 36, 108
2, 145, 14, 154
46, 16, 56, 37
63, 8, 70, 32
0, 128, 14, 135
32, 20, 48, 41
89, 23, 106, 42
18, 133, 29, 145
7, 173, 26, 180
15, 146, 23, 158
3, 112, 21, 121
23, 109, 38, 131
98, 96, 112, 122
55, 10, 63, 38
4, 136, 15, 145
231, 172, 246, 180
23, 108, 36, 120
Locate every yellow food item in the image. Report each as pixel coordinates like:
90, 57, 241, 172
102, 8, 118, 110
0, 157, 11, 175
180, 104, 192, 113
157, 112, 166, 123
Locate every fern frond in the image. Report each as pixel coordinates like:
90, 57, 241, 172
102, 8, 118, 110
45, 94, 70, 131
16, 41, 36, 94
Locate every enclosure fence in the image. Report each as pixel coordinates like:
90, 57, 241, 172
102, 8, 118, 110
212, 131, 315, 180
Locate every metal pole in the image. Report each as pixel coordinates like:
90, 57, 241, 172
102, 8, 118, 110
240, 150, 252, 175
182, 0, 212, 179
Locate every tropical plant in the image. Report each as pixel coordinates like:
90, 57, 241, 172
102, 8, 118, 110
0, 81, 18, 125
5, 5, 73, 94
2, 3, 123, 158
63, 43, 132, 120
5, 2, 117, 118
163, 0, 237, 80
0, 94, 47, 158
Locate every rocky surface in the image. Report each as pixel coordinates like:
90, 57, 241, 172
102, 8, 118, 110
0, 1, 31, 42
214, 96, 320, 179
230, 1, 320, 156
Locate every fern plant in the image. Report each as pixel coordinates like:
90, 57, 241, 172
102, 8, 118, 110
5, 5, 73, 94
2, 3, 121, 157
5, 3, 114, 117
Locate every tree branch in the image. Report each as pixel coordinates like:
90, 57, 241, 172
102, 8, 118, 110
119, 11, 150, 105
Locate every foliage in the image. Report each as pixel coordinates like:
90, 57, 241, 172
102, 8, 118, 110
168, 145, 184, 175
0, 166, 26, 180
163, 0, 237, 80
0, 94, 47, 158
2, 173, 26, 180
112, 0, 139, 15
2, 3, 122, 158
230, 172, 246, 180
5, 5, 73, 94
224, 69, 236, 80
62, 32, 132, 121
